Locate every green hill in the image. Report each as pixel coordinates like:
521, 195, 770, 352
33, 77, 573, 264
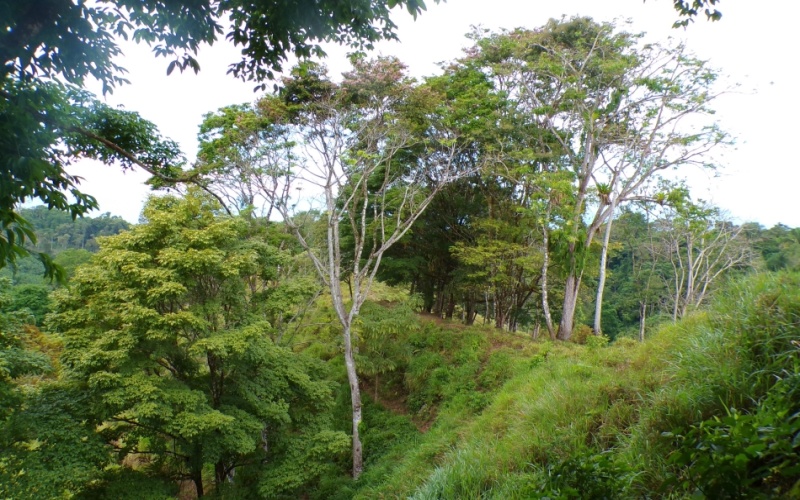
315, 273, 800, 499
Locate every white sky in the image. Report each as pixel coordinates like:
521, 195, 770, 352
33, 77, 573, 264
70, 0, 800, 227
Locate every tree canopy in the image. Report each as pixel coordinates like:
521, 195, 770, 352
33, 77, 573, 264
0, 0, 433, 278
29, 192, 347, 497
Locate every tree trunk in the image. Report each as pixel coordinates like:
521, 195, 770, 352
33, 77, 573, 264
483, 291, 490, 325
192, 468, 204, 498
541, 225, 555, 340
215, 461, 227, 489
639, 301, 646, 342
593, 199, 617, 335
422, 281, 435, 313
495, 295, 506, 330
444, 292, 456, 319
465, 295, 476, 325
682, 235, 695, 318
558, 273, 581, 340
433, 280, 446, 317
342, 323, 363, 479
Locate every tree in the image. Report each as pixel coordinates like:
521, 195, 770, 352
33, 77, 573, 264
376, 60, 507, 325
193, 57, 477, 478
464, 18, 726, 339
747, 223, 800, 272
1, 0, 434, 275
0, 82, 184, 278
653, 201, 755, 320
0, 278, 51, 422
669, 0, 722, 27
47, 192, 347, 497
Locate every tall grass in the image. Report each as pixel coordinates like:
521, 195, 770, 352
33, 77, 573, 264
334, 272, 800, 498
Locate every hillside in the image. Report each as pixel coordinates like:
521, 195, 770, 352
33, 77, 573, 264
313, 273, 800, 499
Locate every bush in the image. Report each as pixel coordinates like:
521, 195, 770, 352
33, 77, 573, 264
665, 371, 800, 498
571, 324, 593, 344
612, 337, 639, 349
585, 334, 610, 349
541, 451, 629, 499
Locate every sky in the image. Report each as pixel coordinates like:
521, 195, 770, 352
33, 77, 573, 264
69, 0, 799, 227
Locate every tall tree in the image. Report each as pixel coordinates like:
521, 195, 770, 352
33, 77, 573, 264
193, 57, 477, 478
1, 0, 433, 274
47, 192, 347, 497
653, 201, 755, 320
464, 18, 726, 339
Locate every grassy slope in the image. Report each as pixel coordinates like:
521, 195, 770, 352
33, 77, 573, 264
328, 272, 800, 499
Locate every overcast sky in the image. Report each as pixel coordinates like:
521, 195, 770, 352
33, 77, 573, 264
69, 0, 798, 227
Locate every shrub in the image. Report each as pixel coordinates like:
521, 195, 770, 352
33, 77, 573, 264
585, 334, 610, 349
541, 451, 629, 499
571, 324, 593, 344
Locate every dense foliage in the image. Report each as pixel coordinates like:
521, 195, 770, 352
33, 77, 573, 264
2, 193, 347, 497
3, 6, 798, 498
0, 0, 432, 276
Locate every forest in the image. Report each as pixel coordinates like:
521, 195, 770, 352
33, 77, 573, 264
2, 1, 800, 498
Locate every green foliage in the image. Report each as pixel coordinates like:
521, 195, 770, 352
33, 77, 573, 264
670, 0, 723, 27
2, 0, 433, 91
657, 272, 800, 498
0, 278, 52, 420
336, 272, 800, 498
355, 301, 418, 383
77, 468, 178, 499
0, 384, 110, 499
748, 223, 800, 272
2, 0, 432, 275
0, 80, 179, 278
0, 207, 127, 289
403, 324, 493, 417
585, 334, 610, 349
360, 397, 419, 466
541, 451, 629, 499
665, 375, 800, 498
45, 192, 345, 495
5, 284, 50, 324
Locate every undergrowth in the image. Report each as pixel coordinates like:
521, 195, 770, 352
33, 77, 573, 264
310, 272, 800, 499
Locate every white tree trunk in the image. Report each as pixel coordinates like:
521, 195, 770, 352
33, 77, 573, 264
342, 323, 363, 478
639, 301, 646, 342
558, 273, 581, 340
593, 198, 617, 335
541, 223, 555, 340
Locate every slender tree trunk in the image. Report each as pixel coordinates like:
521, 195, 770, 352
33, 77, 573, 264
672, 290, 680, 322
541, 224, 555, 340
422, 281, 435, 313
558, 273, 581, 340
495, 294, 506, 330
639, 301, 647, 342
433, 280, 446, 317
593, 199, 617, 335
671, 248, 682, 322
682, 235, 695, 318
342, 323, 363, 479
483, 291, 490, 325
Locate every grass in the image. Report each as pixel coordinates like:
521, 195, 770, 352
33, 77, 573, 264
310, 273, 800, 498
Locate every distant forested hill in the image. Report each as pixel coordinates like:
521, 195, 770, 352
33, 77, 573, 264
0, 207, 130, 285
